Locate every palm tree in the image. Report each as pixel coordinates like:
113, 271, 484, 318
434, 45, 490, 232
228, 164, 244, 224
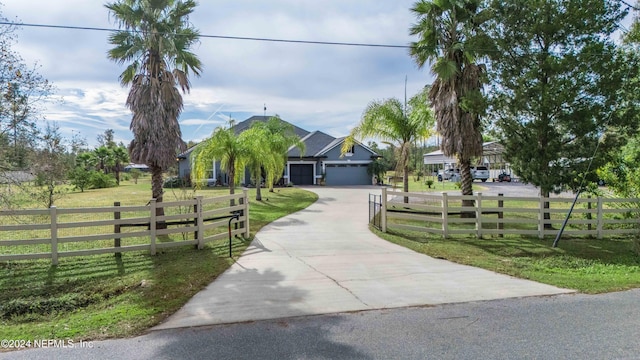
112, 146, 130, 185
93, 146, 113, 174
106, 0, 202, 224
240, 116, 305, 200
341, 88, 433, 200
193, 125, 247, 204
409, 0, 488, 209
239, 127, 272, 201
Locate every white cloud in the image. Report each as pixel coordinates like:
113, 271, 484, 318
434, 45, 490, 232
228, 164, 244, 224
2, 0, 433, 147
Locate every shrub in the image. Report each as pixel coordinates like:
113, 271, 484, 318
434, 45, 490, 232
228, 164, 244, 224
425, 179, 434, 188
89, 171, 116, 189
163, 176, 188, 188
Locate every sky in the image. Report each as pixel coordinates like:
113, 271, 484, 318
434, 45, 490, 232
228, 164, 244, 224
1, 0, 432, 148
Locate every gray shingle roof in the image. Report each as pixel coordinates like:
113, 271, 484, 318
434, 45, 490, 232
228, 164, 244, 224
177, 115, 311, 158
288, 131, 336, 157
232, 116, 310, 138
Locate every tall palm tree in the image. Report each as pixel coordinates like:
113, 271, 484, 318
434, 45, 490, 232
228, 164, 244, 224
342, 88, 433, 200
106, 0, 202, 224
409, 0, 488, 208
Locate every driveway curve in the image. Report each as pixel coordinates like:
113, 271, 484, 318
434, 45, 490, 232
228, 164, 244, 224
154, 186, 573, 330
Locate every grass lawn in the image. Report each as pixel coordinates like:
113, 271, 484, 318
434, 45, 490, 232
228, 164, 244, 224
0, 177, 318, 343
380, 171, 640, 294
375, 227, 640, 294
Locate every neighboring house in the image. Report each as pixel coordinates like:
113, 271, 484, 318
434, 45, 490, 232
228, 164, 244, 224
124, 164, 150, 172
178, 115, 380, 186
423, 141, 512, 179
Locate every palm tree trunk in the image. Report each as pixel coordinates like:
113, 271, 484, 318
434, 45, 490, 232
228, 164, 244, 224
255, 171, 262, 201
115, 162, 121, 186
459, 159, 475, 218
150, 164, 167, 230
403, 165, 409, 204
228, 159, 236, 207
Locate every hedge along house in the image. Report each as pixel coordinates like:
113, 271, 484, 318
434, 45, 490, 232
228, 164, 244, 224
178, 115, 380, 186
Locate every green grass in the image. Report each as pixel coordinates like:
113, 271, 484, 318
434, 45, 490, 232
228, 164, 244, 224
375, 227, 640, 294
0, 179, 317, 342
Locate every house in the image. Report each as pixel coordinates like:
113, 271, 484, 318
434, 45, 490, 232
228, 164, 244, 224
178, 115, 380, 186
124, 163, 150, 172
423, 141, 511, 179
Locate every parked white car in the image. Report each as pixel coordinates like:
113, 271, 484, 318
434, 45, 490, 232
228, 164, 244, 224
472, 166, 490, 182
437, 168, 459, 181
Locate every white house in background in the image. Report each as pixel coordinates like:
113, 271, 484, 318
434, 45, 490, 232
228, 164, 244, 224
423, 141, 511, 179
178, 116, 380, 186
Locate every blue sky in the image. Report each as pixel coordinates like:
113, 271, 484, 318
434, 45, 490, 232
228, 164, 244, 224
2, 0, 431, 147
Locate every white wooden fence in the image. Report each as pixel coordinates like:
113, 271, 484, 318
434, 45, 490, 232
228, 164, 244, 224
379, 188, 640, 239
0, 191, 249, 264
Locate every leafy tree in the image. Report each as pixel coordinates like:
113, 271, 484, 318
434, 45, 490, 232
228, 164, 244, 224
106, 0, 202, 226
409, 0, 489, 210
0, 9, 54, 171
129, 168, 142, 184
485, 0, 639, 225
68, 167, 92, 192
32, 123, 69, 208
342, 88, 434, 200
97, 129, 116, 148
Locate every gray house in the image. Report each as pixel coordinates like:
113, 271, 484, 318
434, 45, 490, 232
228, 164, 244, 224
178, 115, 379, 186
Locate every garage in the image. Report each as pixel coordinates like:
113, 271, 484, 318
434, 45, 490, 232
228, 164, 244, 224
325, 164, 371, 186
289, 164, 314, 185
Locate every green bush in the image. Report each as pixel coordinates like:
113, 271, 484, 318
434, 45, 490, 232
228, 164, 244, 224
163, 176, 188, 188
89, 172, 116, 189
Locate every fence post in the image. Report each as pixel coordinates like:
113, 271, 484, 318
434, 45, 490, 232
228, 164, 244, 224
587, 195, 593, 235
381, 187, 387, 232
193, 197, 198, 244
114, 202, 121, 258
597, 196, 603, 239
475, 193, 482, 238
498, 193, 504, 238
50, 206, 58, 266
150, 199, 157, 255
442, 193, 448, 238
538, 196, 545, 239
243, 189, 250, 238
196, 196, 204, 249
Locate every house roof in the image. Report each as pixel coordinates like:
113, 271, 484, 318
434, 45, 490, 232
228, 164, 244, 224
178, 115, 311, 159
423, 142, 504, 165
314, 137, 379, 157
288, 130, 336, 157
232, 115, 310, 138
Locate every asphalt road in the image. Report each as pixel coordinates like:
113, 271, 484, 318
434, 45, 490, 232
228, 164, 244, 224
3, 289, 638, 360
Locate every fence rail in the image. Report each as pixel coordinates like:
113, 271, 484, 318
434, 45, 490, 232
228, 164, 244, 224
378, 188, 640, 239
0, 191, 250, 264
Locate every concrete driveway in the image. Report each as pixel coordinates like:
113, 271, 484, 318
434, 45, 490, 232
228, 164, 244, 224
153, 186, 574, 330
